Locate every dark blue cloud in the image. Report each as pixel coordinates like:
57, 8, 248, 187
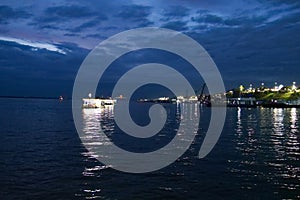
30, 4, 107, 33
191, 11, 270, 29
115, 5, 152, 20
162, 5, 190, 20
190, 1, 300, 30
188, 18, 300, 88
114, 4, 154, 28
271, 10, 300, 26
262, 0, 300, 7
192, 13, 223, 24
70, 16, 107, 32
162, 21, 188, 31
0, 5, 31, 24
0, 40, 89, 97
43, 5, 95, 21
63, 33, 79, 37
97, 48, 204, 98
83, 33, 107, 39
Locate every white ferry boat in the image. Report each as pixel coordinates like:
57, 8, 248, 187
82, 93, 116, 108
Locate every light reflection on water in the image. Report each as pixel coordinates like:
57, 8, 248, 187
81, 105, 114, 162
231, 107, 300, 197
290, 108, 298, 132
79, 105, 300, 199
80, 103, 198, 162
79, 106, 115, 199
79, 103, 200, 198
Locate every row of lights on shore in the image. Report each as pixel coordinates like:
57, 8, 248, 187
246, 82, 297, 92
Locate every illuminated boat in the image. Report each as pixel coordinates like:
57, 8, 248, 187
82, 93, 116, 108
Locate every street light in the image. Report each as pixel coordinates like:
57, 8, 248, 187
292, 82, 296, 91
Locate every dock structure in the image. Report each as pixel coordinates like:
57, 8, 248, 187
227, 97, 257, 107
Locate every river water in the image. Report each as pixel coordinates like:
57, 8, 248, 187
1, 98, 299, 199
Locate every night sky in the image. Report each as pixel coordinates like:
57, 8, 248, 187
0, 0, 299, 97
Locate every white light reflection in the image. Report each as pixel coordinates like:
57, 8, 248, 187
270, 108, 287, 162
82, 105, 115, 144
194, 102, 199, 118
81, 106, 115, 167
79, 107, 116, 198
273, 108, 284, 135
236, 107, 242, 134
290, 108, 298, 132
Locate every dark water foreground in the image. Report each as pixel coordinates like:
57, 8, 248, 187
1, 98, 299, 200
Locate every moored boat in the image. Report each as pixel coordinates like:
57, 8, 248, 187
82, 93, 116, 108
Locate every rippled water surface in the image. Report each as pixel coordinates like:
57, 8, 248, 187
1, 98, 299, 199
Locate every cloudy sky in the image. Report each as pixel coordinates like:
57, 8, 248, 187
0, 0, 300, 97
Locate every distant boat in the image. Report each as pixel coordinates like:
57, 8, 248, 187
59, 96, 64, 102
82, 94, 116, 108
